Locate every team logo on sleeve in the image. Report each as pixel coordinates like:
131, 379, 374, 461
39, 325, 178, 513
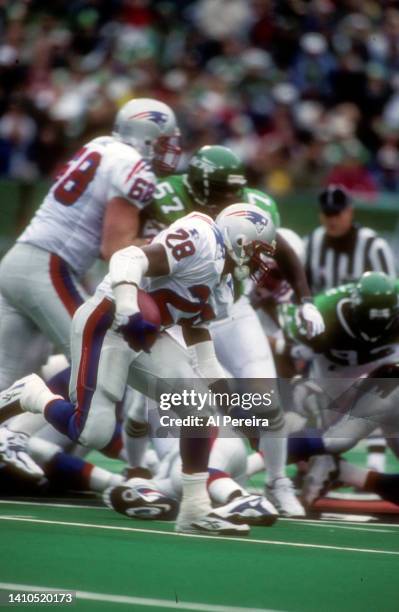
190, 228, 200, 240
129, 111, 168, 127
226, 210, 268, 234
212, 224, 226, 258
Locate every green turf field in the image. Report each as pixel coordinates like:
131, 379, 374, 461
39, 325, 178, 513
1, 447, 398, 612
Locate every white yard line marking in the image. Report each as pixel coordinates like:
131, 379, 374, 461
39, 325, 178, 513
1, 500, 398, 530
0, 515, 37, 520
279, 517, 399, 529
282, 522, 393, 534
0, 515, 398, 556
0, 499, 106, 510
0, 582, 280, 612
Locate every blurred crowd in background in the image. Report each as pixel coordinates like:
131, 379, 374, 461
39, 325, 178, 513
2, 0, 399, 198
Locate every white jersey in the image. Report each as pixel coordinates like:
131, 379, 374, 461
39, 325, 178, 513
19, 136, 156, 276
97, 212, 232, 326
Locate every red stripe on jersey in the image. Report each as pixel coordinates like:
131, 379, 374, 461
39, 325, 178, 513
125, 159, 147, 183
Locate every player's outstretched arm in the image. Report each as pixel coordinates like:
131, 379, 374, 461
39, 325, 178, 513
274, 231, 311, 302
275, 232, 325, 338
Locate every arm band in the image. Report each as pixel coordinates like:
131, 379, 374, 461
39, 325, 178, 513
110, 246, 149, 315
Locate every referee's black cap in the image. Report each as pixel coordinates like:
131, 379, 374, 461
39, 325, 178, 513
318, 184, 352, 216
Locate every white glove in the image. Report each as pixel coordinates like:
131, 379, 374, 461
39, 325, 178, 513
299, 302, 325, 339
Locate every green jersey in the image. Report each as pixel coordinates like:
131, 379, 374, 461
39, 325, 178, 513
140, 174, 280, 239
279, 283, 399, 369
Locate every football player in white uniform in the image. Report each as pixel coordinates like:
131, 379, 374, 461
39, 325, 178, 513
0, 203, 278, 535
0, 98, 181, 467
125, 147, 323, 518
106, 429, 279, 527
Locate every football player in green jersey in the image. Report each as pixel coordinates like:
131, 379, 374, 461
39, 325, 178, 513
141, 144, 322, 336
280, 271, 399, 376
141, 145, 279, 237
132, 145, 325, 517
278, 271, 399, 505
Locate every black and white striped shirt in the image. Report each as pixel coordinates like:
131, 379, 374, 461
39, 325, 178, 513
305, 224, 396, 293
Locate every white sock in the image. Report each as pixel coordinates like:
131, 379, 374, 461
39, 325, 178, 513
366, 451, 386, 473
339, 460, 369, 490
259, 430, 287, 484
21, 376, 62, 414
208, 476, 245, 505
246, 452, 265, 477
180, 472, 211, 517
89, 466, 124, 492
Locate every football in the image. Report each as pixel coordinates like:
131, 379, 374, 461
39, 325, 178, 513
137, 288, 162, 350
137, 288, 161, 327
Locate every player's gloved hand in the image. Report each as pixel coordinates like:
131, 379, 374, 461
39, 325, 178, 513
113, 312, 158, 353
298, 301, 325, 339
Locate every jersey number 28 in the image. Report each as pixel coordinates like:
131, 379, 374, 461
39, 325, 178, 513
165, 228, 195, 261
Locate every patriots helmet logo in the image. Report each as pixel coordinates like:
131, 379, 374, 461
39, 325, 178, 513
129, 111, 168, 127
227, 210, 268, 235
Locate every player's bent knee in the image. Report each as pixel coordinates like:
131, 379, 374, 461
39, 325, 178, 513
78, 414, 116, 450
323, 436, 352, 454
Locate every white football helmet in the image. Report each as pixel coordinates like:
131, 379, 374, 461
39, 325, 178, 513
112, 98, 181, 174
216, 203, 277, 280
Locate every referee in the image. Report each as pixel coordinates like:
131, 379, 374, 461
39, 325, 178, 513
305, 184, 396, 473
305, 185, 396, 293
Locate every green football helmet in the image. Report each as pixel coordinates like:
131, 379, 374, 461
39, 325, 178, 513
185, 145, 247, 209
350, 272, 399, 341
